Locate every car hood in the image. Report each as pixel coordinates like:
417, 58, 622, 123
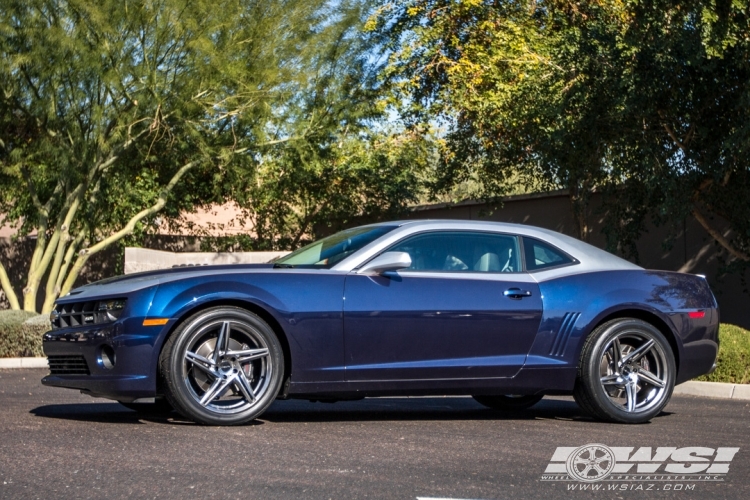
58, 264, 275, 302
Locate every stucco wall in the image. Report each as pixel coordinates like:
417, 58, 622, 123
123, 248, 288, 274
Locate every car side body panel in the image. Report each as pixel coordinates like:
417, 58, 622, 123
342, 272, 543, 381
527, 270, 718, 385
148, 270, 349, 385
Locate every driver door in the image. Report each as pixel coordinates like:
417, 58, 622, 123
343, 231, 543, 382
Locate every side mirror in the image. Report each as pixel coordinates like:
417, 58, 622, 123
358, 251, 412, 275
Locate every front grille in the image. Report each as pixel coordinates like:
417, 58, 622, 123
52, 301, 98, 329
47, 355, 90, 375
51, 299, 126, 330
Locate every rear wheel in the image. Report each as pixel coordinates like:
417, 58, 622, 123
573, 318, 675, 424
159, 306, 284, 425
472, 394, 543, 411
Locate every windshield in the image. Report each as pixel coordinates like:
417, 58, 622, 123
274, 225, 398, 269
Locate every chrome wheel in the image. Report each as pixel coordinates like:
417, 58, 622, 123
574, 318, 675, 424
183, 319, 272, 414
160, 307, 284, 425
598, 332, 668, 414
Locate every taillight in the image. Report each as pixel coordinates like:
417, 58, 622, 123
688, 311, 705, 319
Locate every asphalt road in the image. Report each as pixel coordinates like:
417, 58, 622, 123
1, 369, 749, 500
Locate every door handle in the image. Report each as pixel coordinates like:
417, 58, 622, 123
504, 288, 532, 299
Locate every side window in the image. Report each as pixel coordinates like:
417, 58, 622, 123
388, 231, 521, 273
522, 237, 575, 271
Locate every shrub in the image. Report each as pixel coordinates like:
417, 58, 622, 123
696, 324, 750, 384
0, 310, 49, 358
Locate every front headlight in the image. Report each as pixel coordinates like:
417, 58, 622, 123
97, 299, 127, 322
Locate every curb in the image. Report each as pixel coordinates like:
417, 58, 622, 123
673, 381, 750, 401
0, 357, 48, 369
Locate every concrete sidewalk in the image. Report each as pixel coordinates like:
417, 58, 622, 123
0, 357, 48, 369
673, 380, 750, 401
1, 357, 748, 401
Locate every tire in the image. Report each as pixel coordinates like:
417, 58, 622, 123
159, 306, 284, 425
472, 394, 543, 411
573, 318, 675, 424
119, 399, 173, 415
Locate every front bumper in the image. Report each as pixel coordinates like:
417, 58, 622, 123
41, 317, 162, 402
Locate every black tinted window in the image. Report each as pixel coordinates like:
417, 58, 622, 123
388, 231, 521, 273
522, 237, 574, 271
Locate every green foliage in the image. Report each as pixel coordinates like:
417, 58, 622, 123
0, 0, 417, 312
195, 0, 436, 251
0, 310, 38, 324
375, 0, 750, 267
697, 324, 750, 385
0, 310, 47, 357
203, 129, 435, 251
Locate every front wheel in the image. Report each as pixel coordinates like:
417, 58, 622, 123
574, 318, 675, 424
159, 307, 284, 425
472, 394, 543, 411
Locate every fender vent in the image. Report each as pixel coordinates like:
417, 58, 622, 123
549, 312, 580, 357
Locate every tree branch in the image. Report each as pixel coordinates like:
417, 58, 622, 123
19, 170, 65, 309
661, 120, 689, 155
23, 119, 150, 311
58, 160, 201, 297
41, 235, 70, 314
40, 192, 87, 313
691, 208, 749, 262
55, 229, 86, 292
21, 167, 50, 217
0, 259, 21, 310
255, 136, 305, 148
23, 181, 86, 309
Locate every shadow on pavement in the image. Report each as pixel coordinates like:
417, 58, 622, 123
29, 398, 672, 426
261, 397, 597, 424
29, 402, 202, 426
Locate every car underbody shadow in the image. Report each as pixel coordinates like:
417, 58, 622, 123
260, 396, 593, 423
29, 402, 262, 426
29, 397, 672, 425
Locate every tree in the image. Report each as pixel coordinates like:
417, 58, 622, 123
202, 129, 436, 252
374, 0, 750, 266
202, 6, 437, 251
594, 0, 750, 265
0, 0, 379, 313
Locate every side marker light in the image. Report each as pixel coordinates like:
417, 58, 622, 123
143, 318, 169, 326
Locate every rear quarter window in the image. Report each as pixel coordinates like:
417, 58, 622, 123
523, 236, 576, 271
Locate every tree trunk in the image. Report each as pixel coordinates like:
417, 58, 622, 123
0, 262, 20, 310
691, 209, 750, 262
569, 182, 590, 242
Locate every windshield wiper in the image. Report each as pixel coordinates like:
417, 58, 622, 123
273, 263, 296, 269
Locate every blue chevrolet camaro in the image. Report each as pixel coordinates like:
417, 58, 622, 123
42, 220, 719, 425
